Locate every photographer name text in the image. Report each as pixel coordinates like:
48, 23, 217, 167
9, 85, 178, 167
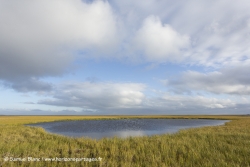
4, 156, 102, 162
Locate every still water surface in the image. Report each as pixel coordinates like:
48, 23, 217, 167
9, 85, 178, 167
27, 119, 229, 139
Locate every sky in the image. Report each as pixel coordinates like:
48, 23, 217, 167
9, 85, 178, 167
0, 0, 250, 115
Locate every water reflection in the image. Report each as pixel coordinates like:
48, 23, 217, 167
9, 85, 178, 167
27, 119, 229, 139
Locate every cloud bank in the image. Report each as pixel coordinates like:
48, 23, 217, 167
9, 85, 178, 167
32, 81, 248, 115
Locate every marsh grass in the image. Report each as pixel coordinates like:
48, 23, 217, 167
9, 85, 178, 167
0, 115, 250, 167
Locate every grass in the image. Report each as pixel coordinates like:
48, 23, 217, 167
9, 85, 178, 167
0, 115, 250, 167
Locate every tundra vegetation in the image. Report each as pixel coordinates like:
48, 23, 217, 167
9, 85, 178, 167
0, 115, 250, 167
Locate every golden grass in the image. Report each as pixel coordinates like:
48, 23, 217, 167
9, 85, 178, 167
0, 115, 250, 167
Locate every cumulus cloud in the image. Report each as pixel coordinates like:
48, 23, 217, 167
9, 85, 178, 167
1, 0, 250, 81
134, 16, 190, 62
34, 81, 246, 114
38, 82, 146, 110
166, 63, 250, 95
0, 0, 118, 80
111, 0, 250, 66
166, 0, 250, 66
1, 0, 250, 78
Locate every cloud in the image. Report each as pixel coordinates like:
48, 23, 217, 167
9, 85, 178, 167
111, 0, 250, 66
2, 102, 250, 115
3, 78, 53, 93
38, 82, 146, 110
133, 16, 190, 62
166, 62, 250, 95
144, 93, 236, 110
36, 87, 249, 115
1, 0, 250, 115
34, 81, 249, 115
0, 0, 118, 80
1, 0, 250, 81
166, 0, 250, 66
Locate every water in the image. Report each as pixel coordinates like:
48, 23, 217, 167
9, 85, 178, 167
27, 119, 229, 139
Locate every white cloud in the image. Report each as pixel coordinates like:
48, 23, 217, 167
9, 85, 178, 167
167, 0, 250, 66
0, 0, 118, 80
35, 81, 249, 114
144, 93, 236, 111
39, 82, 146, 110
112, 0, 250, 66
1, 0, 250, 115
166, 62, 250, 95
134, 16, 190, 62
1, 0, 250, 80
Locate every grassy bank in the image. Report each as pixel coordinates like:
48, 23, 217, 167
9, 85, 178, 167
0, 115, 250, 167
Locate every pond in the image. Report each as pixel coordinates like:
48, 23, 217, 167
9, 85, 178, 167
27, 119, 229, 139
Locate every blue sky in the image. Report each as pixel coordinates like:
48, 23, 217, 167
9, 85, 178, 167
0, 0, 250, 115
